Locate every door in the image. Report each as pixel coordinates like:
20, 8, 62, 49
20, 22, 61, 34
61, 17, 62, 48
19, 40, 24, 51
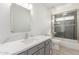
45, 44, 50, 55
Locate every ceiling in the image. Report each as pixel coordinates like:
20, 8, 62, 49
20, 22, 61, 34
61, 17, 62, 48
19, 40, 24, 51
41, 3, 69, 8
16, 3, 69, 10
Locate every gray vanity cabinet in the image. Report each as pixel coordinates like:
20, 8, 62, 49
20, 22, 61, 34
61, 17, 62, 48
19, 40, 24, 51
17, 50, 28, 55
45, 40, 51, 55
28, 42, 45, 55
45, 43, 50, 55
33, 48, 44, 55
17, 39, 51, 55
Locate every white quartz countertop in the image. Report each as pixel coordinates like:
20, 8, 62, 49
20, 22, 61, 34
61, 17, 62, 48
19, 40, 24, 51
0, 35, 50, 55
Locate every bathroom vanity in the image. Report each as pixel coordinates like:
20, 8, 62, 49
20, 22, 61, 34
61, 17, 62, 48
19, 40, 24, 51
0, 36, 51, 55
17, 39, 51, 55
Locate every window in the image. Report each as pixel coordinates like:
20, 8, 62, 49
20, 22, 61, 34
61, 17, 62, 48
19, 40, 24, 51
53, 11, 77, 40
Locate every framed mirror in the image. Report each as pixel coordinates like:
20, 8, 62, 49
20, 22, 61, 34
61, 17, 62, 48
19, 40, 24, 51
10, 3, 32, 33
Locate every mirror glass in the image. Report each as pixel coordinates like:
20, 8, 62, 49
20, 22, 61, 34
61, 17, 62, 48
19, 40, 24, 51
10, 3, 32, 33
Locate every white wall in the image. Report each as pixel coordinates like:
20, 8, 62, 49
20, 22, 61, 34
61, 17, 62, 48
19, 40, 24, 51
0, 3, 51, 43
30, 4, 51, 35
11, 3, 31, 32
0, 3, 11, 43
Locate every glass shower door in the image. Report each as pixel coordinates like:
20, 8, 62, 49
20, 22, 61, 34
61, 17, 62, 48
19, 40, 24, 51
53, 11, 77, 40
54, 15, 65, 38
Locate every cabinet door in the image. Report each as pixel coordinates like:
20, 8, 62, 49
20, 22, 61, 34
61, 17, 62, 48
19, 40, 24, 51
33, 48, 44, 55
17, 50, 28, 55
28, 42, 44, 55
45, 44, 50, 55
28, 46, 38, 55
39, 48, 44, 55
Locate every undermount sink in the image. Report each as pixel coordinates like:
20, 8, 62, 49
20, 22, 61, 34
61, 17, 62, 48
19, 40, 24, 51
22, 35, 49, 44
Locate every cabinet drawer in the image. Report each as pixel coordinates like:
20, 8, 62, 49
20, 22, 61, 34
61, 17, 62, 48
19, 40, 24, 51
18, 50, 28, 55
28, 42, 44, 55
33, 48, 44, 55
